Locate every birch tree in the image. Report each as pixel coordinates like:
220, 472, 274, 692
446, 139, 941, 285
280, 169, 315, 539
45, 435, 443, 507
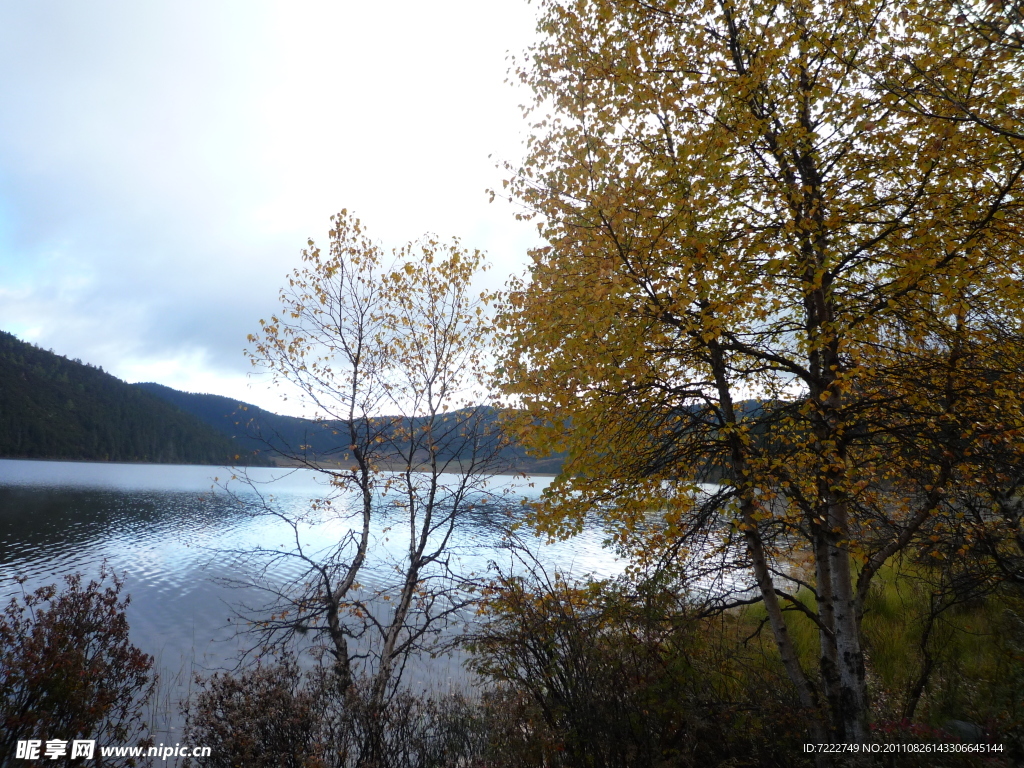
497, 0, 1024, 746
244, 211, 503, 719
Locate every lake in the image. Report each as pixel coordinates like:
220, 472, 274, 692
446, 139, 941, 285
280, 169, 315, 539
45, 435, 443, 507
0, 458, 622, 739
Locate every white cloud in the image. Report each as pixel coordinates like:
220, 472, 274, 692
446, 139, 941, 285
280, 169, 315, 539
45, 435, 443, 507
0, 0, 540, 414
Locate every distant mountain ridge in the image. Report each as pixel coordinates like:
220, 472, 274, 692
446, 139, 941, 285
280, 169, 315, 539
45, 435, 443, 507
0, 328, 562, 472
132, 382, 320, 459
134, 382, 566, 475
0, 331, 270, 466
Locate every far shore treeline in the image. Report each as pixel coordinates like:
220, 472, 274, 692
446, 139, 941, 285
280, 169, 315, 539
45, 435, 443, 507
0, 330, 271, 466
0, 329, 562, 473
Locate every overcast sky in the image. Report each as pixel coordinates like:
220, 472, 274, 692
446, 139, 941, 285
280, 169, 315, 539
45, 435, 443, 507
0, 0, 541, 416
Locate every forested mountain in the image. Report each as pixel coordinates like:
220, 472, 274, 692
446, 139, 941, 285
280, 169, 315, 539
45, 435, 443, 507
135, 382, 566, 474
132, 382, 317, 458
0, 328, 561, 472
0, 331, 270, 465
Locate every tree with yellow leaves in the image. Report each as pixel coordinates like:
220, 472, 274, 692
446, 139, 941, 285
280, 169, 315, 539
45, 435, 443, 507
497, 0, 1024, 746
244, 211, 503, 723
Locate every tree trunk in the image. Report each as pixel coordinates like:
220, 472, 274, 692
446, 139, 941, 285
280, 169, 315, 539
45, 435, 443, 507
814, 525, 842, 730
827, 497, 869, 743
710, 339, 830, 752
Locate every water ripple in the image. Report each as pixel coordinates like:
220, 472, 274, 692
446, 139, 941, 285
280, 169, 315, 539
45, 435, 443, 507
1, 460, 615, 672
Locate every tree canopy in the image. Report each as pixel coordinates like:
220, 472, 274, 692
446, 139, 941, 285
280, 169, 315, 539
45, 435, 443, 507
243, 212, 507, 750
497, 0, 1024, 746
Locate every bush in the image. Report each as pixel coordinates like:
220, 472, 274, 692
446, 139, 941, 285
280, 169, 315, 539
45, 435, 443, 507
465, 565, 809, 768
183, 660, 486, 768
0, 568, 155, 767
181, 657, 319, 768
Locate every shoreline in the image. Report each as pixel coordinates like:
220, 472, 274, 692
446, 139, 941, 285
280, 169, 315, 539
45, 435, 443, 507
270, 456, 558, 478
0, 454, 559, 478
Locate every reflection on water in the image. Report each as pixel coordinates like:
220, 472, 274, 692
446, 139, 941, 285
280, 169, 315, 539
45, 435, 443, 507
0, 458, 621, 730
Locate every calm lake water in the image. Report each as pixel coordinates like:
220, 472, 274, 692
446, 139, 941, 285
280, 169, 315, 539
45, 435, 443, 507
0, 458, 621, 738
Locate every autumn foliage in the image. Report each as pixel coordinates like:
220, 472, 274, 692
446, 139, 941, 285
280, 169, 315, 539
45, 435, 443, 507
175, 0, 1024, 761
496, 0, 1024, 747
0, 569, 154, 767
